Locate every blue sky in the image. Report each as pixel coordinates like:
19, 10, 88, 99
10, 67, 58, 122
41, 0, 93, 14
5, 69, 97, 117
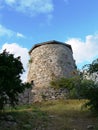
0, 0, 98, 81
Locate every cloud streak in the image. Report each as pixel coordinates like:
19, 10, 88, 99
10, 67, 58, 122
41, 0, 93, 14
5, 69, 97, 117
1, 0, 54, 16
0, 24, 25, 38
0, 24, 14, 37
16, 32, 25, 38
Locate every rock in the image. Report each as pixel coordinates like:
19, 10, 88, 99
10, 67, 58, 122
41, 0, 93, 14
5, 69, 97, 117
0, 120, 17, 128
6, 115, 15, 121
7, 121, 17, 126
49, 115, 56, 118
0, 115, 15, 122
23, 124, 31, 129
87, 125, 95, 129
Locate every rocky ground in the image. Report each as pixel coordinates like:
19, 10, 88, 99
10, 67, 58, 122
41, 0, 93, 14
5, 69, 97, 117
0, 100, 98, 130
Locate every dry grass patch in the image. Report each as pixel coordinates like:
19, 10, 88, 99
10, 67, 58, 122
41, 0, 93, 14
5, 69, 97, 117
0, 99, 98, 130
39, 99, 98, 130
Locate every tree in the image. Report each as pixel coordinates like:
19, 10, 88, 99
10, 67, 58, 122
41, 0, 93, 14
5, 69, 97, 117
87, 58, 98, 74
83, 58, 98, 80
0, 50, 31, 110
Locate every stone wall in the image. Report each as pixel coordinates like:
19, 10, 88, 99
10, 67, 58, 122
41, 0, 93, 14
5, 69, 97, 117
28, 41, 76, 88
26, 41, 77, 102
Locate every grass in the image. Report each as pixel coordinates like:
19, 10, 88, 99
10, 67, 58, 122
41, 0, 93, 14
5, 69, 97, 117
0, 99, 98, 130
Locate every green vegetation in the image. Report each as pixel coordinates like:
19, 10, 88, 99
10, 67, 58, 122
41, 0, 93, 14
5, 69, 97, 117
50, 76, 98, 112
0, 100, 98, 130
83, 58, 98, 77
0, 50, 31, 110
0, 50, 98, 130
50, 58, 98, 113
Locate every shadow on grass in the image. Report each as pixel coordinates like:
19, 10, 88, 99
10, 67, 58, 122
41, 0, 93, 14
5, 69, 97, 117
0, 106, 49, 130
0, 100, 98, 130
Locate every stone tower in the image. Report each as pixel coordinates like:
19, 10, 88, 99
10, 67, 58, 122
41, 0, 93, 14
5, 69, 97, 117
27, 40, 77, 102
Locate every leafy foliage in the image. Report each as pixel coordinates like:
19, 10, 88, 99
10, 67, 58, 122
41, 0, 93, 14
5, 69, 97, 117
50, 75, 82, 99
0, 50, 31, 110
50, 63, 98, 112
83, 81, 98, 112
83, 58, 98, 80
82, 58, 98, 112
87, 58, 98, 74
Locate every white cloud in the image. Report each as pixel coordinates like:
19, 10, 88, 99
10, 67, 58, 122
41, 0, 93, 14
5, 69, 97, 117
0, 24, 25, 38
16, 32, 25, 38
2, 0, 54, 16
5, 0, 16, 5
0, 24, 14, 37
66, 34, 98, 66
0, 43, 29, 82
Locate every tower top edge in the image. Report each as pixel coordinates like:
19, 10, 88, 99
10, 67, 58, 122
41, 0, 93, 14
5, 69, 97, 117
29, 40, 72, 54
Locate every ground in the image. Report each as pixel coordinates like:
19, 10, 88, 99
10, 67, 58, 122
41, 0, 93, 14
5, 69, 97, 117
0, 100, 98, 130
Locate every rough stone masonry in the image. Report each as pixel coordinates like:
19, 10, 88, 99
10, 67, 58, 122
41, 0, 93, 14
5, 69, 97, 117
25, 40, 77, 102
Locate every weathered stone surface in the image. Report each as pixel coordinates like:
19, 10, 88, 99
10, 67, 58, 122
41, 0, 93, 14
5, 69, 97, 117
28, 41, 76, 88
87, 125, 95, 129
0, 115, 17, 128
24, 40, 77, 102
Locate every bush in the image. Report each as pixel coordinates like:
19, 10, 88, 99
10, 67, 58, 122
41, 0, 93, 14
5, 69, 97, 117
51, 58, 98, 112
81, 80, 98, 112
50, 76, 81, 99
82, 58, 98, 112
50, 75, 98, 112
